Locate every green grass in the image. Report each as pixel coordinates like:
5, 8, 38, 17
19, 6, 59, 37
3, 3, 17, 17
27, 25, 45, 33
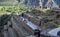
0, 2, 12, 6
0, 10, 10, 15
0, 6, 30, 15
56, 24, 60, 27
55, 24, 60, 28
0, 6, 12, 15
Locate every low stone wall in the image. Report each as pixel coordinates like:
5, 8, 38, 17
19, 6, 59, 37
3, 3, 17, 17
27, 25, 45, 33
12, 24, 25, 37
22, 13, 41, 26
29, 17, 41, 26
13, 15, 35, 35
11, 16, 25, 37
19, 19, 34, 35
21, 13, 30, 19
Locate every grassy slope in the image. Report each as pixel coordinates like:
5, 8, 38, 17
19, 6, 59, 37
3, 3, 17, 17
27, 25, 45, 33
0, 6, 12, 15
0, 6, 29, 15
0, 10, 6, 15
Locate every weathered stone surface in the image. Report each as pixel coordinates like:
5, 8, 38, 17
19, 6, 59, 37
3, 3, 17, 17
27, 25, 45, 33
13, 15, 35, 35
29, 17, 41, 26
21, 13, 41, 26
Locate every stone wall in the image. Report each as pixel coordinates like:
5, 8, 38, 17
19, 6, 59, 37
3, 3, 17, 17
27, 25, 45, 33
21, 13, 41, 26
13, 15, 35, 35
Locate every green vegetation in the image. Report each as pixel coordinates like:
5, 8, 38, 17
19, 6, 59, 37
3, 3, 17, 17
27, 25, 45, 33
55, 24, 60, 28
45, 9, 51, 13
0, 6, 30, 15
0, 6, 12, 15
0, 10, 8, 15
0, 2, 12, 6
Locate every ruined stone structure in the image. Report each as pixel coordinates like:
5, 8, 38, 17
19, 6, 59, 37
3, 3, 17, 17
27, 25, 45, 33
4, 8, 60, 37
